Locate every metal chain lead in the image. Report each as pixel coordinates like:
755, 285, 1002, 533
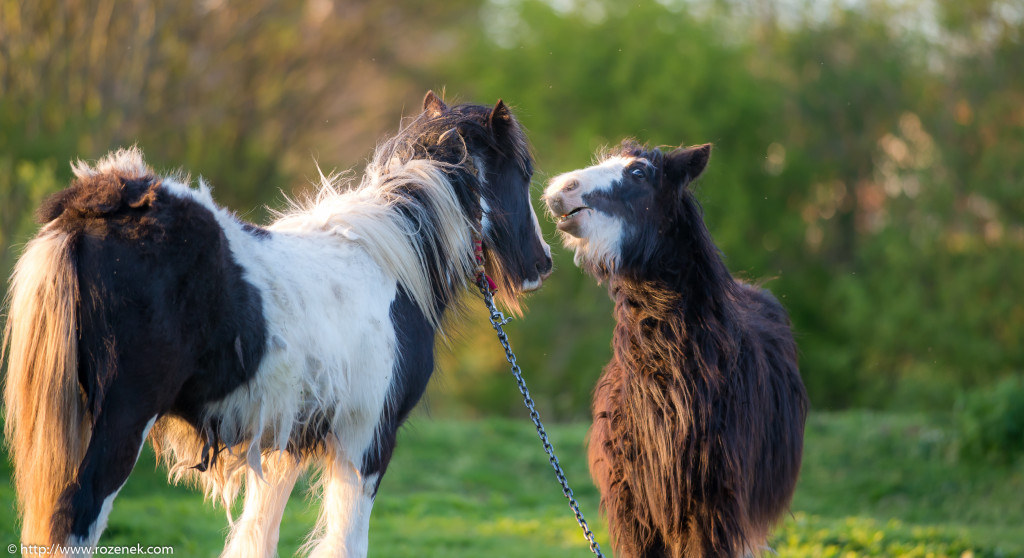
476, 276, 606, 557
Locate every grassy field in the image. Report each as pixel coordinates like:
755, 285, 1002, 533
1, 411, 1021, 557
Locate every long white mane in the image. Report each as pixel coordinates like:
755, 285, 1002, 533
269, 130, 478, 328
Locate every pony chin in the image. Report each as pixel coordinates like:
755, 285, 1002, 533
520, 277, 543, 293
482, 243, 552, 316
558, 213, 624, 280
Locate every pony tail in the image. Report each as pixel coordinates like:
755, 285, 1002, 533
3, 228, 88, 545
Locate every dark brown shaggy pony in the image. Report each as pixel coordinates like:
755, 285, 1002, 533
543, 140, 808, 557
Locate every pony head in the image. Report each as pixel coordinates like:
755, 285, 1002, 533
410, 91, 552, 312
542, 139, 711, 281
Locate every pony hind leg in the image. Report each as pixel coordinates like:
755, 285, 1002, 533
53, 404, 158, 554
54, 332, 176, 553
220, 453, 304, 558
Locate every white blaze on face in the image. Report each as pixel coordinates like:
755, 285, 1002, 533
544, 157, 635, 273
571, 156, 634, 193
477, 157, 494, 236
480, 197, 492, 236
522, 192, 551, 292
483, 169, 551, 292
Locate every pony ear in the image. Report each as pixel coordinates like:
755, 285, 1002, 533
664, 143, 712, 187
489, 99, 512, 128
423, 90, 447, 118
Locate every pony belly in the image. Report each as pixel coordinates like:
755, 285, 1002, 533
155, 240, 402, 499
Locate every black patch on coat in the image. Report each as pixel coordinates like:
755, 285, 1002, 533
361, 289, 435, 495
39, 172, 268, 541
240, 222, 271, 239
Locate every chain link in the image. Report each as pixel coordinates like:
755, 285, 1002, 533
476, 276, 606, 557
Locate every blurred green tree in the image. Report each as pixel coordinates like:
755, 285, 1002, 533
2, 0, 1021, 417
429, 0, 1024, 415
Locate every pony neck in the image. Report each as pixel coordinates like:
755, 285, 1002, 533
386, 161, 483, 323
270, 156, 480, 329
611, 208, 737, 329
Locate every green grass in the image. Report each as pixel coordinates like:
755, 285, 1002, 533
1, 411, 1022, 557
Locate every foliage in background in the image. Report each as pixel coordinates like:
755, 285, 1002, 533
430, 0, 1024, 416
956, 375, 1024, 465
0, 0, 480, 231
1, 0, 1022, 418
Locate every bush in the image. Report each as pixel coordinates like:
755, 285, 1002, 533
956, 375, 1024, 465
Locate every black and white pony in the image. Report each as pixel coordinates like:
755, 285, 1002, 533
543, 140, 807, 557
2, 92, 551, 557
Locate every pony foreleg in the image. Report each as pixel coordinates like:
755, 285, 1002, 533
304, 451, 378, 558
220, 453, 303, 558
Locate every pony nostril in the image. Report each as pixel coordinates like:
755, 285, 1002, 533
538, 255, 553, 275
564, 179, 579, 192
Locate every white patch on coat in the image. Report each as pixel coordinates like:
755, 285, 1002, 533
149, 174, 408, 555
145, 135, 478, 502
160, 221, 402, 510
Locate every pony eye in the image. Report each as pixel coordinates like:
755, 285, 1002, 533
629, 167, 645, 179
